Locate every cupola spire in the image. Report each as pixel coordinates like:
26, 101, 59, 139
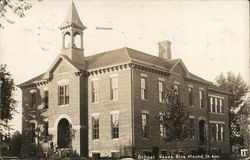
59, 1, 86, 30
59, 1, 86, 67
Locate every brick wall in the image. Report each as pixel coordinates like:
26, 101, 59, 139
21, 60, 88, 156
88, 68, 133, 157
207, 91, 230, 153
21, 60, 230, 157
132, 68, 230, 156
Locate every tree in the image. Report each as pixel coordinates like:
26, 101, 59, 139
21, 90, 53, 158
0, 0, 32, 28
8, 131, 22, 156
215, 72, 250, 151
0, 0, 44, 29
0, 64, 17, 133
158, 86, 190, 154
65, 124, 76, 150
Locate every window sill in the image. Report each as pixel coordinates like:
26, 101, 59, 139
159, 101, 165, 104
141, 99, 148, 102
91, 102, 99, 104
110, 99, 118, 102
142, 137, 150, 140
58, 104, 70, 107
111, 138, 119, 141
209, 112, 224, 115
92, 139, 99, 142
211, 140, 225, 142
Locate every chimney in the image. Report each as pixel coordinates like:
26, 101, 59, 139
158, 40, 172, 60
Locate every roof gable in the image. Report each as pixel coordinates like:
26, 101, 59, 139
169, 59, 188, 74
45, 55, 80, 79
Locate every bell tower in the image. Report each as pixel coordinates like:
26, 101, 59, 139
59, 1, 86, 66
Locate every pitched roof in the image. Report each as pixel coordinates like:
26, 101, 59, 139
85, 48, 131, 70
208, 84, 231, 94
17, 73, 46, 87
59, 1, 86, 29
85, 47, 183, 72
125, 47, 169, 70
18, 47, 220, 89
164, 59, 180, 70
186, 72, 212, 84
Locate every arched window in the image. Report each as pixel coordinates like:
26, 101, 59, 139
64, 32, 71, 48
73, 32, 81, 48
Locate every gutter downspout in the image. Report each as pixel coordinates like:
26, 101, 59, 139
206, 86, 211, 158
131, 65, 135, 158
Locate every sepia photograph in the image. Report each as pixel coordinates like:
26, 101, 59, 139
0, 0, 249, 159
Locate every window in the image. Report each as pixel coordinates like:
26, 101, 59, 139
210, 97, 213, 112
142, 113, 149, 138
92, 116, 99, 140
212, 98, 216, 112
174, 84, 180, 95
217, 124, 224, 141
217, 98, 220, 113
110, 77, 118, 100
44, 91, 49, 109
216, 124, 219, 140
190, 118, 195, 139
215, 98, 218, 113
220, 99, 223, 113
221, 124, 224, 141
159, 81, 164, 102
211, 123, 216, 141
43, 122, 49, 142
111, 152, 120, 158
160, 124, 166, 139
199, 90, 204, 108
210, 123, 224, 141
31, 92, 36, 110
209, 97, 224, 113
111, 114, 119, 139
58, 85, 69, 105
188, 88, 193, 106
92, 152, 100, 159
91, 80, 98, 103
31, 123, 36, 143
141, 77, 147, 100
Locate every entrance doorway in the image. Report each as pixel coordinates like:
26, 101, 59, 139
57, 118, 71, 148
199, 120, 206, 145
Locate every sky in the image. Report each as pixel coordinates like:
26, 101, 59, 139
0, 0, 249, 133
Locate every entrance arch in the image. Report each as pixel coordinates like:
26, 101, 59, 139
199, 120, 206, 145
57, 118, 71, 148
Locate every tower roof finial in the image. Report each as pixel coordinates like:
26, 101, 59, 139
59, 1, 86, 30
